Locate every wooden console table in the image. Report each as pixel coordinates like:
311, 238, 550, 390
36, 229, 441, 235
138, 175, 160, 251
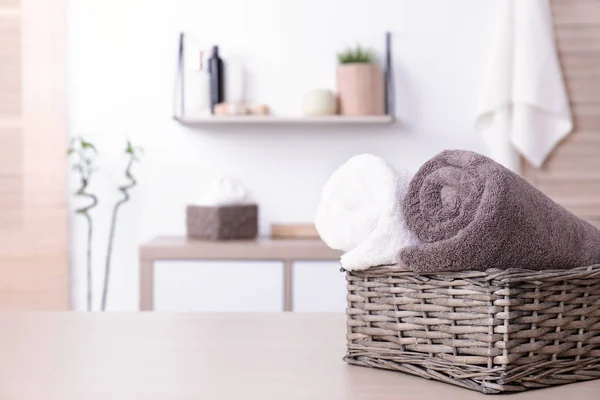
139, 236, 342, 311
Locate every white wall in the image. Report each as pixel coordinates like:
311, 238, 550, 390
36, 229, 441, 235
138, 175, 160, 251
68, 0, 494, 311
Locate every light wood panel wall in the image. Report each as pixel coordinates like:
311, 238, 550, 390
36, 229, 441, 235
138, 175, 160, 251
523, 0, 600, 228
0, 0, 68, 309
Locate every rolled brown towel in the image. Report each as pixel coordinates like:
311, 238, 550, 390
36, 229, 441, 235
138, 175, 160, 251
399, 150, 600, 272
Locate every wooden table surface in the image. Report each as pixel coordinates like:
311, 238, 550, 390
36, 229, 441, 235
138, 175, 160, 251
1, 313, 599, 399
139, 236, 342, 260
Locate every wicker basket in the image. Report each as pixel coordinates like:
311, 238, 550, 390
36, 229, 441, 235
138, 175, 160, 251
345, 265, 600, 393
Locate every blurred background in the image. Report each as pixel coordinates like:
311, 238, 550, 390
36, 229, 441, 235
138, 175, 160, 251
1, 0, 597, 311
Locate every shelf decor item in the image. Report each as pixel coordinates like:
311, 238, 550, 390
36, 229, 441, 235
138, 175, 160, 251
270, 223, 319, 239
186, 204, 258, 240
345, 264, 600, 393
208, 45, 225, 114
336, 45, 384, 116
184, 51, 211, 116
186, 177, 258, 240
301, 90, 338, 116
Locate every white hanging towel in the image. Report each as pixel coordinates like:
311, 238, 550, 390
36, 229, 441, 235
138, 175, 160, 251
475, 0, 573, 172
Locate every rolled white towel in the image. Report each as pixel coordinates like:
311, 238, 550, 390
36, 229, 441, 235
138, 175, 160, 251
315, 154, 420, 271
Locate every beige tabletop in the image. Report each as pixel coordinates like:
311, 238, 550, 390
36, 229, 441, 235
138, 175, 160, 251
139, 236, 342, 260
1, 313, 598, 399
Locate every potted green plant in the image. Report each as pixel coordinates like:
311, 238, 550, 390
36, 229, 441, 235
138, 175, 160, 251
336, 45, 384, 116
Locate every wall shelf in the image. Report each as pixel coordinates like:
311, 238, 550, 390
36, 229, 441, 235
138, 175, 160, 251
175, 115, 395, 126
173, 31, 397, 127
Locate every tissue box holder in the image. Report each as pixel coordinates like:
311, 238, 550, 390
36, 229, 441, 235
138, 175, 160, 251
186, 204, 258, 240
345, 264, 600, 394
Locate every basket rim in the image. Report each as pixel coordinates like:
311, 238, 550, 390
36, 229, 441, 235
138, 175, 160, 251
345, 263, 600, 283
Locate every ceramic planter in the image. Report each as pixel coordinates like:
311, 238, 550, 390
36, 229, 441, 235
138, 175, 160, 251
336, 63, 384, 116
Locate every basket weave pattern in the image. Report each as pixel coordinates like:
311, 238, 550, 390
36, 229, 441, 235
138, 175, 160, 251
345, 265, 600, 393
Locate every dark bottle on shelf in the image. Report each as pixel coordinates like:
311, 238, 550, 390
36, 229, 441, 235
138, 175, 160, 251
208, 45, 224, 114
